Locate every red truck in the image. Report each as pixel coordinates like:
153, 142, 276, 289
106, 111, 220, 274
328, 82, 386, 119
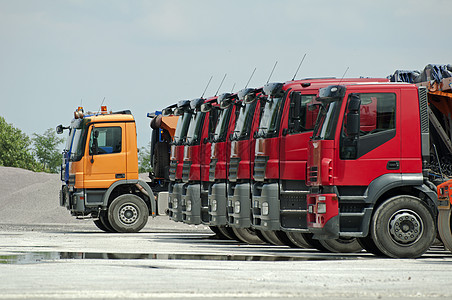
167, 100, 193, 222
252, 78, 388, 252
305, 71, 452, 257
180, 97, 218, 225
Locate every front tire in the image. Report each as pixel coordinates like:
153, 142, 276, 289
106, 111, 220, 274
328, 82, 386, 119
319, 237, 363, 253
371, 195, 436, 258
232, 227, 266, 244
108, 194, 149, 233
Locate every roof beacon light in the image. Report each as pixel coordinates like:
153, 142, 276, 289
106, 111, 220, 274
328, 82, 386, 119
101, 106, 107, 113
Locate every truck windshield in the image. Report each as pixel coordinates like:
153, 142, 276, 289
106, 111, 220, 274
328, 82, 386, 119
173, 112, 192, 145
213, 106, 232, 142
70, 128, 86, 161
186, 111, 205, 145
233, 101, 257, 140
258, 96, 284, 137
312, 99, 342, 140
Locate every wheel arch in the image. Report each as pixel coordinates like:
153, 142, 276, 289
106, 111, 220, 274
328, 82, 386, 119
102, 180, 156, 216
360, 173, 438, 236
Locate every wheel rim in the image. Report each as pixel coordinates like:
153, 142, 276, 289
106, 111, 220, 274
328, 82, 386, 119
388, 209, 423, 246
119, 204, 139, 225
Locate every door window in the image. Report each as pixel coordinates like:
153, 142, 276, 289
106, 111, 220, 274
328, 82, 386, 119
89, 126, 122, 155
340, 93, 396, 159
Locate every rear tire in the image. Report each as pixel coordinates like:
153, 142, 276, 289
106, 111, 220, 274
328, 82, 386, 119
232, 227, 266, 244
371, 195, 436, 258
93, 219, 110, 232
438, 209, 452, 252
108, 194, 149, 233
319, 237, 363, 253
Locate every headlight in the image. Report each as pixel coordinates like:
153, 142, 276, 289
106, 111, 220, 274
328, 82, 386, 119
234, 201, 240, 214
262, 202, 269, 215
211, 200, 217, 212
186, 200, 192, 212
317, 202, 326, 214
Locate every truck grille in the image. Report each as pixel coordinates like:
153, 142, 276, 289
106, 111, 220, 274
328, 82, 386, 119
253, 155, 268, 182
169, 160, 177, 181
229, 157, 240, 182
209, 159, 218, 182
182, 161, 192, 182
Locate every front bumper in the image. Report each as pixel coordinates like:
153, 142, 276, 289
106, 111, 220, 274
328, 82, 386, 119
227, 182, 252, 228
207, 182, 227, 226
252, 182, 280, 231
306, 193, 339, 239
168, 182, 184, 222
181, 183, 202, 225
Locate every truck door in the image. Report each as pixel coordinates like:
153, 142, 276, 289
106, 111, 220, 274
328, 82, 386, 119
280, 92, 319, 180
84, 123, 127, 189
335, 90, 400, 186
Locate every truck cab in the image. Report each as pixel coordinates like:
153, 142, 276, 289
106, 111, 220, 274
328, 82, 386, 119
58, 106, 155, 233
252, 78, 388, 251
180, 97, 218, 224
306, 82, 439, 258
167, 100, 193, 222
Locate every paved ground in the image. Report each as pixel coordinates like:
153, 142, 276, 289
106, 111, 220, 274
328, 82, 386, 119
1, 220, 452, 300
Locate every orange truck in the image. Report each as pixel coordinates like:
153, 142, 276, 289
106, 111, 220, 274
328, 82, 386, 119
57, 106, 177, 233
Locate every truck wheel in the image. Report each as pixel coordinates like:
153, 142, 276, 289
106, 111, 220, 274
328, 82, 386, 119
301, 233, 328, 251
108, 194, 149, 233
93, 219, 109, 232
438, 209, 452, 252
93, 214, 116, 233
274, 231, 298, 248
217, 225, 239, 241
286, 232, 313, 249
232, 227, 266, 244
357, 236, 384, 256
259, 230, 285, 246
319, 238, 363, 253
371, 195, 436, 258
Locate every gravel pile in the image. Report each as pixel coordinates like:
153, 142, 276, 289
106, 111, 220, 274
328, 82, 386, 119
0, 166, 211, 233
0, 166, 77, 225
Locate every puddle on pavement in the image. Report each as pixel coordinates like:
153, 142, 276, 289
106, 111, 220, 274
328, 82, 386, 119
0, 251, 361, 264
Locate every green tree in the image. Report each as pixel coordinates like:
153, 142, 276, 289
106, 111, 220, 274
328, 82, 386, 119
32, 128, 64, 173
138, 142, 152, 173
0, 116, 39, 171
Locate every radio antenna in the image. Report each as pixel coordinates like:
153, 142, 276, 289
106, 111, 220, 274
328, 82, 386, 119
230, 82, 236, 93
245, 67, 256, 88
267, 61, 278, 84
215, 73, 227, 96
292, 53, 307, 81
337, 67, 350, 87
201, 75, 213, 98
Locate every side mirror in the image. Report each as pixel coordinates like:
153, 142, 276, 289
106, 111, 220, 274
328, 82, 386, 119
91, 130, 99, 157
290, 93, 301, 120
346, 114, 360, 137
203, 137, 208, 144
346, 94, 361, 137
56, 125, 64, 134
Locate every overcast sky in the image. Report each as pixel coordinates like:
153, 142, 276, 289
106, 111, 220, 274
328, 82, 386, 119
1, 0, 450, 148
